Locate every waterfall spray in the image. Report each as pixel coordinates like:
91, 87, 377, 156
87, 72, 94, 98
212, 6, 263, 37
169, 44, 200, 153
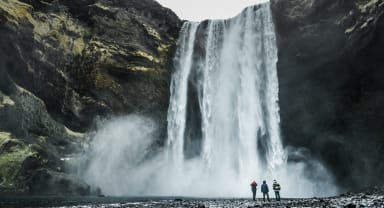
81, 2, 337, 198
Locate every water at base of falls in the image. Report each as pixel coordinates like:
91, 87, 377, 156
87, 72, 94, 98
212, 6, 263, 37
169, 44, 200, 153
81, 3, 338, 198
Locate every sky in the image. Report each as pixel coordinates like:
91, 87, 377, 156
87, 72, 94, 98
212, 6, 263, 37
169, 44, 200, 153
155, 0, 269, 21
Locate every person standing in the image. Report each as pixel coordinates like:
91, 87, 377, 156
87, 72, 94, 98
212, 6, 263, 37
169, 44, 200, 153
273, 180, 281, 201
250, 181, 257, 200
261, 180, 270, 202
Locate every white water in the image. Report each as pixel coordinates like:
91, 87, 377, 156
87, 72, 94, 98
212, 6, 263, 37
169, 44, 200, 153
81, 3, 338, 198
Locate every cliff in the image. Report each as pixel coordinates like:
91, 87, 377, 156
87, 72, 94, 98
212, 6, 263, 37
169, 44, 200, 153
271, 0, 384, 190
1, 0, 384, 196
0, 0, 181, 195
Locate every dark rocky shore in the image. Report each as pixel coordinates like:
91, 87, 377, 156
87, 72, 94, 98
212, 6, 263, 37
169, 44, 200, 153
1, 188, 384, 208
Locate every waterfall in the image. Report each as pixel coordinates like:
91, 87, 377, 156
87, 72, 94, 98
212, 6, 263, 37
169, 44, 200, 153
167, 22, 199, 164
81, 2, 337, 198
164, 3, 336, 197
166, 3, 286, 193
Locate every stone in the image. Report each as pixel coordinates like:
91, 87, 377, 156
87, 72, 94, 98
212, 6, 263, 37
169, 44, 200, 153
0, 0, 181, 195
271, 0, 384, 190
344, 203, 357, 208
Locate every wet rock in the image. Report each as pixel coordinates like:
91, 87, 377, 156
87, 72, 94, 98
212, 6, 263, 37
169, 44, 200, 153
344, 203, 357, 208
0, 0, 181, 195
271, 0, 384, 190
0, 132, 37, 192
28, 168, 91, 196
0, 0, 181, 132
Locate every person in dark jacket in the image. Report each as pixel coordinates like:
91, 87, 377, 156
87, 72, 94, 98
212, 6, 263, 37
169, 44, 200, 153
273, 180, 281, 201
261, 180, 270, 202
250, 181, 257, 200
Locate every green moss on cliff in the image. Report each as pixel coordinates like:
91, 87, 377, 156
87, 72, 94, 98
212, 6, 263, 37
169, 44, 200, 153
143, 23, 162, 41
33, 12, 88, 56
132, 50, 161, 64
0, 132, 36, 188
0, 94, 15, 108
345, 23, 358, 34
128, 66, 156, 72
1, 0, 87, 56
0, 0, 181, 195
157, 43, 174, 67
94, 72, 122, 93
93, 3, 110, 11
0, 0, 34, 26
358, 0, 379, 13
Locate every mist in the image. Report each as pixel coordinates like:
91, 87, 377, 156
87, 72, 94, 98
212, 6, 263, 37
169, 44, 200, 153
73, 3, 344, 198
79, 115, 337, 197
81, 115, 159, 195
79, 2, 339, 198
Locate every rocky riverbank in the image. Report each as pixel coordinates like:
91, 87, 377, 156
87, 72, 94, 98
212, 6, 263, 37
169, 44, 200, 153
1, 188, 384, 208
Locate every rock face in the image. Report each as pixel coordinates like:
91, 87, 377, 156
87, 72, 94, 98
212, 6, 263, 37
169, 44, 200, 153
1, 0, 383, 196
271, 0, 384, 190
0, 0, 181, 194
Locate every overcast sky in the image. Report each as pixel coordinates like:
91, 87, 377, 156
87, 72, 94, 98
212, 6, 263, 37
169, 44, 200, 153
156, 0, 269, 21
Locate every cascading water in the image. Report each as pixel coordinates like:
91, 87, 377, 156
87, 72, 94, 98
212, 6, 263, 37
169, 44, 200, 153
81, 2, 337, 198
166, 3, 286, 194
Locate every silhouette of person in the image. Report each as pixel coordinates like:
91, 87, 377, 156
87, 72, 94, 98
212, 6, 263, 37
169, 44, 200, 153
273, 179, 281, 201
250, 180, 257, 200
261, 180, 270, 202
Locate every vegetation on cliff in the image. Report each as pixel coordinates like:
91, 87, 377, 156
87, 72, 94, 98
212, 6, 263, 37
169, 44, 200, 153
0, 0, 181, 195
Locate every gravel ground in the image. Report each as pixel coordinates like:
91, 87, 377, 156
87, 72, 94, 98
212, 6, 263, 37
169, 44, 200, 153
1, 188, 383, 208
59, 194, 382, 208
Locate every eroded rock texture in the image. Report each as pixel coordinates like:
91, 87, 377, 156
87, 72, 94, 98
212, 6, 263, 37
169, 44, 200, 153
271, 0, 384, 190
1, 0, 383, 196
0, 0, 181, 194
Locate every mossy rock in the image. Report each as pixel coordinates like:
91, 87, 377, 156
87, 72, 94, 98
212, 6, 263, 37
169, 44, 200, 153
0, 0, 181, 195
0, 132, 37, 189
0, 0, 34, 27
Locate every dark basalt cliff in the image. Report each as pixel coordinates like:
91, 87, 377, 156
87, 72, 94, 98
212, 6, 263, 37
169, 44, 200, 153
271, 0, 384, 190
0, 0, 181, 194
1, 0, 383, 196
